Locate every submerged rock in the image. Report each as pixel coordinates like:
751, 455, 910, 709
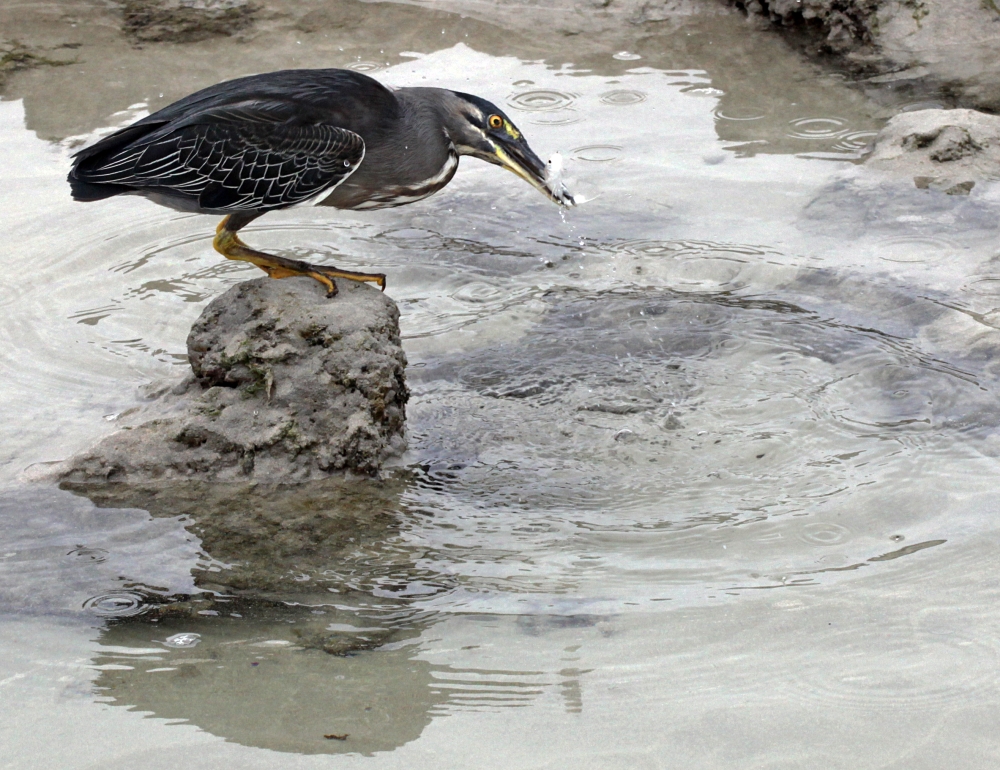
864, 108, 1000, 194
56, 277, 408, 483
121, 0, 257, 44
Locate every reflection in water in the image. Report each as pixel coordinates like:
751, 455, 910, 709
93, 614, 445, 756
64, 479, 546, 754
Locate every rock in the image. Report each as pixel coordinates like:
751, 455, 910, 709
736, 0, 879, 52
0, 40, 73, 89
121, 0, 257, 44
864, 108, 1000, 194
56, 277, 408, 484
728, 0, 1000, 111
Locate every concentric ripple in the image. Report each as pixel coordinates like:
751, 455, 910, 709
507, 90, 577, 112
84, 591, 150, 618
571, 145, 623, 162
875, 235, 956, 264
344, 61, 383, 72
713, 107, 767, 122
832, 130, 878, 154
452, 282, 505, 303
787, 624, 999, 712
404, 286, 989, 606
600, 90, 646, 106
798, 522, 852, 546
787, 116, 850, 140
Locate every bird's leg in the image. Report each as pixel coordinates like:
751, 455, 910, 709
212, 214, 387, 298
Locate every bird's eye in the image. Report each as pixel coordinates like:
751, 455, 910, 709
488, 115, 503, 130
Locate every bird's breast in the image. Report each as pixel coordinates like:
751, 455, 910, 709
316, 149, 459, 211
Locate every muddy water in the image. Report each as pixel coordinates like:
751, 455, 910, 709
4, 3, 1000, 768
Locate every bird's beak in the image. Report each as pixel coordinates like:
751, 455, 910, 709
492, 139, 575, 208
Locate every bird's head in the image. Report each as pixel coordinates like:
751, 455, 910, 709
442, 91, 575, 207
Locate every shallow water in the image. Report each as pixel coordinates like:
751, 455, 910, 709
4, 3, 1000, 768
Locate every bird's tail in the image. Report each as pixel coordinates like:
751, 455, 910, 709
67, 174, 131, 202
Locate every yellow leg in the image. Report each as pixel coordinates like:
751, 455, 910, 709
212, 216, 387, 298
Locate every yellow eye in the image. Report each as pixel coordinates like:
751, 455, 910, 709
488, 114, 503, 130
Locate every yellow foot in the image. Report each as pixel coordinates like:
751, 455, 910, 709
214, 218, 387, 298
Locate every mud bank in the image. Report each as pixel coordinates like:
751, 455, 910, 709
726, 0, 1000, 110
865, 107, 1000, 194
53, 276, 408, 484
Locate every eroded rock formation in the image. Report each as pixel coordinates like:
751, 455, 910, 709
56, 276, 408, 483
865, 108, 1000, 194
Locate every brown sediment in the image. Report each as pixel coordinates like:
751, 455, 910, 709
121, 0, 259, 45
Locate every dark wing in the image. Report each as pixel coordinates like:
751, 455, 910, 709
70, 102, 365, 212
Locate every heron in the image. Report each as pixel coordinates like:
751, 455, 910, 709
68, 68, 574, 297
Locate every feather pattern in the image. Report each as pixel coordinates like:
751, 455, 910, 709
72, 101, 366, 212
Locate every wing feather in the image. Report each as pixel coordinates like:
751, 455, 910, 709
72, 107, 365, 212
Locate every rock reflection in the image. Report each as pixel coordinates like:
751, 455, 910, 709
65, 478, 454, 754
93, 610, 445, 755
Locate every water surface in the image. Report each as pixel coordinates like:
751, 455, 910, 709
3, 4, 1000, 768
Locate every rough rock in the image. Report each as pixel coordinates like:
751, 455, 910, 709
121, 0, 257, 44
864, 108, 1000, 194
56, 277, 408, 484
728, 0, 1000, 111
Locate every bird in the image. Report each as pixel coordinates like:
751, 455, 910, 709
68, 68, 574, 297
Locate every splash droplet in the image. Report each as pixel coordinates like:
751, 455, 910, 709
161, 632, 202, 649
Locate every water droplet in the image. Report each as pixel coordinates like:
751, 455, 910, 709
161, 632, 202, 649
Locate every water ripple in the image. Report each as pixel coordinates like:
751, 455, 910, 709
507, 90, 577, 112
787, 117, 850, 140
788, 623, 999, 712
344, 61, 383, 73
832, 130, 878, 154
600, 90, 646, 106
84, 591, 150, 618
875, 235, 956, 264
571, 145, 623, 163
